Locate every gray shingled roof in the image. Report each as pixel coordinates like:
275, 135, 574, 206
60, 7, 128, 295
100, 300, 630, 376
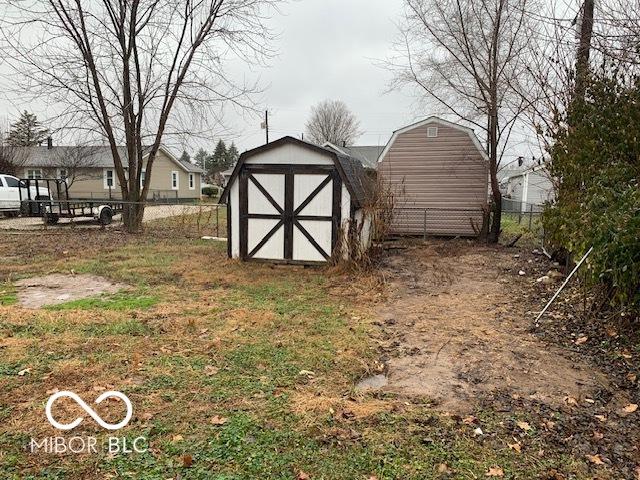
322, 143, 383, 170
339, 145, 383, 169
335, 153, 372, 207
11, 146, 204, 173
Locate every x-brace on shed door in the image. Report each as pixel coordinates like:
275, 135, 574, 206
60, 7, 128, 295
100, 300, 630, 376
239, 165, 342, 263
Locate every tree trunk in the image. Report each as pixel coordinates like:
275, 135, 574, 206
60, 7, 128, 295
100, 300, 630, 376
489, 190, 502, 243
121, 188, 145, 233
487, 109, 501, 244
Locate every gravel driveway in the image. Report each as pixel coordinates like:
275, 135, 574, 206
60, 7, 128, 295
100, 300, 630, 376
0, 204, 209, 230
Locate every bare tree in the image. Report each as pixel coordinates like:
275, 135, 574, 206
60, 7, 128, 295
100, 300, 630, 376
305, 100, 362, 146
0, 0, 280, 231
0, 128, 28, 176
389, 0, 535, 242
45, 146, 104, 190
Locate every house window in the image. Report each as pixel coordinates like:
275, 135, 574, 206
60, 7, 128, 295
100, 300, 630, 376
427, 126, 438, 138
189, 173, 195, 190
140, 170, 146, 187
103, 169, 115, 189
27, 169, 43, 179
171, 171, 179, 190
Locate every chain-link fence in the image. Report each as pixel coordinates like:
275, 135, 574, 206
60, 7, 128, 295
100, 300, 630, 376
391, 207, 487, 238
501, 198, 544, 230
0, 200, 226, 238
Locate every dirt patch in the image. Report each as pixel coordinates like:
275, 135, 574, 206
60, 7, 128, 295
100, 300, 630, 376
375, 241, 609, 413
14, 273, 123, 308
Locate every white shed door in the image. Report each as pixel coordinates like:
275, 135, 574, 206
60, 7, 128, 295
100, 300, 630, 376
240, 167, 340, 263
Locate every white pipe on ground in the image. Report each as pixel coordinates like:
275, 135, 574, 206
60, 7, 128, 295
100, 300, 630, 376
534, 246, 594, 324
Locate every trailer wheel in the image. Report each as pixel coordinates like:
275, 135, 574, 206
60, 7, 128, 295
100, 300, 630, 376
44, 214, 59, 225
99, 207, 113, 225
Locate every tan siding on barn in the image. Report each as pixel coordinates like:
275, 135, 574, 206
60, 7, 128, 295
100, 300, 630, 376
379, 121, 489, 236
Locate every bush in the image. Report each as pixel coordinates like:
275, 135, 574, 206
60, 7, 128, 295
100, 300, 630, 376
543, 70, 640, 308
201, 186, 218, 198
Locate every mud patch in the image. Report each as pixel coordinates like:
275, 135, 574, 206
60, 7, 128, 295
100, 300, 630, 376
355, 374, 388, 392
376, 241, 609, 413
14, 273, 123, 309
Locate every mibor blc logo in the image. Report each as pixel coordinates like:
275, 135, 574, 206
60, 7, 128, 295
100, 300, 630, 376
45, 390, 133, 431
30, 390, 147, 454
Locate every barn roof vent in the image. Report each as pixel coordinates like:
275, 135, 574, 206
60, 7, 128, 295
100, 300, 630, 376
427, 126, 438, 138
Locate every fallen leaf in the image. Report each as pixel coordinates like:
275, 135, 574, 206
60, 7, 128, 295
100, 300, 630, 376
594, 414, 607, 423
627, 373, 637, 383
623, 404, 638, 414
298, 370, 315, 377
473, 427, 484, 436
592, 431, 604, 440
564, 396, 578, 407
585, 454, 604, 465
508, 441, 522, 454
516, 421, 531, 431
437, 463, 453, 474
635, 466, 640, 480
210, 415, 228, 425
204, 365, 219, 376
17, 368, 31, 376
463, 415, 477, 425
182, 453, 193, 468
486, 466, 504, 477
575, 336, 588, 345
171, 434, 183, 443
296, 470, 310, 480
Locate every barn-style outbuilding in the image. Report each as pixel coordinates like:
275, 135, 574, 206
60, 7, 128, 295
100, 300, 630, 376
220, 136, 372, 264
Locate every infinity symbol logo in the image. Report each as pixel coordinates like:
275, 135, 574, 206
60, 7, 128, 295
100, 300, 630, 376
45, 391, 133, 431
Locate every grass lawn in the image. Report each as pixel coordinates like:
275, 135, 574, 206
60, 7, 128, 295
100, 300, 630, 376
0, 231, 599, 479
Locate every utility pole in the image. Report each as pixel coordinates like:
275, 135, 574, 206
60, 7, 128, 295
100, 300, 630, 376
575, 0, 595, 98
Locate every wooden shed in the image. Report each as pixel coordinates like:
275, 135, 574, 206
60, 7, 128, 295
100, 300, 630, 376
378, 117, 489, 236
220, 137, 372, 264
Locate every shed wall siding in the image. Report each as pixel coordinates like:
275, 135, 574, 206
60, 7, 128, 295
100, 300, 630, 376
379, 123, 488, 236
244, 144, 333, 166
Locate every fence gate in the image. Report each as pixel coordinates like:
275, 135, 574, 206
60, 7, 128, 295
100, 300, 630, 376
239, 166, 342, 263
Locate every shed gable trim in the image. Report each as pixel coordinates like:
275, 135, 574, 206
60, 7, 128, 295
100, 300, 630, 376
377, 116, 489, 163
219, 136, 364, 208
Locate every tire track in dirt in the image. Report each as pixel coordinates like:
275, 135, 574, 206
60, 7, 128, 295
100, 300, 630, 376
375, 241, 608, 413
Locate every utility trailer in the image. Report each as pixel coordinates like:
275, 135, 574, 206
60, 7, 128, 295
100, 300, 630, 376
19, 178, 124, 225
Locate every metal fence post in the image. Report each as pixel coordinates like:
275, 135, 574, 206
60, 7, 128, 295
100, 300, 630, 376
216, 206, 220, 237
528, 203, 534, 229
423, 209, 427, 240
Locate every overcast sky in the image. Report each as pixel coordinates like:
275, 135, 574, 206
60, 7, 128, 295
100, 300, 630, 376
220, 0, 416, 153
0, 0, 539, 161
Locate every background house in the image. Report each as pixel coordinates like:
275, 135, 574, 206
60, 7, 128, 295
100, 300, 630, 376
377, 116, 489, 237
13, 145, 203, 201
500, 164, 554, 213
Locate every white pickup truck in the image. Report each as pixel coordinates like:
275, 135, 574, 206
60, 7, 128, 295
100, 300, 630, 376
0, 174, 52, 215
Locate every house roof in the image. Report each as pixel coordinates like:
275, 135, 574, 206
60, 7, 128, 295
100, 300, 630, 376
322, 143, 383, 169
12, 145, 204, 174
219, 136, 371, 208
499, 164, 548, 183
377, 116, 489, 163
